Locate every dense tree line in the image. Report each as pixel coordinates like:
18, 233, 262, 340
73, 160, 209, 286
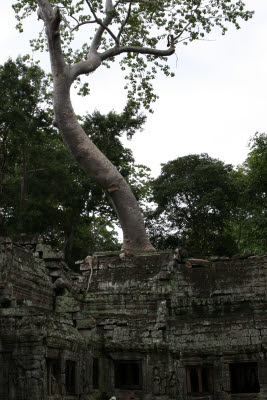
0, 58, 266, 266
147, 134, 267, 256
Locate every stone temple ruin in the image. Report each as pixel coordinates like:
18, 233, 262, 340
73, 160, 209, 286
0, 235, 266, 400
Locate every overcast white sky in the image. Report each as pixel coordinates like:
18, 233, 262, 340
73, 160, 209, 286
1, 0, 267, 177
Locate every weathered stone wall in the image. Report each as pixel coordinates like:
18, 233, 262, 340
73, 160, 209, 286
0, 236, 89, 400
0, 237, 266, 400
77, 251, 267, 400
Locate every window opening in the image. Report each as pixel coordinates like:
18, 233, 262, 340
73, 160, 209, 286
47, 358, 61, 396
230, 363, 260, 393
1, 300, 11, 308
190, 368, 199, 392
186, 365, 213, 395
0, 354, 12, 399
93, 358, 99, 389
114, 360, 142, 389
65, 360, 77, 395
201, 366, 211, 392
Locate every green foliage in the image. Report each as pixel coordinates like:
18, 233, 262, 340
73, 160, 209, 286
12, 0, 254, 111
148, 139, 267, 256
245, 133, 267, 200
235, 133, 267, 254
148, 153, 240, 256
0, 56, 54, 233
0, 58, 152, 267
1, 58, 265, 258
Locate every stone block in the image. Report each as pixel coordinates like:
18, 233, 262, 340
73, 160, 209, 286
36, 244, 64, 260
76, 318, 95, 329
55, 295, 80, 313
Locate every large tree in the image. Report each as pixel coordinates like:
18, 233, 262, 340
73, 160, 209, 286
12, 0, 253, 253
0, 58, 152, 265
149, 154, 239, 255
0, 57, 53, 233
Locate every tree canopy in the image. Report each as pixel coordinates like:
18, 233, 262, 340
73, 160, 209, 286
148, 153, 239, 255
12, 0, 254, 111
0, 56, 53, 233
7, 0, 254, 254
148, 138, 267, 256
235, 133, 267, 254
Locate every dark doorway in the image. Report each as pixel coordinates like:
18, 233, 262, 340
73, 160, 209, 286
47, 358, 61, 396
186, 365, 213, 395
114, 360, 142, 389
65, 360, 77, 395
230, 363, 260, 393
93, 358, 99, 389
190, 368, 199, 392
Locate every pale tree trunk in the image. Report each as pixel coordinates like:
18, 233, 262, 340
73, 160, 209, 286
37, 0, 175, 253
54, 76, 154, 252
37, 1, 161, 253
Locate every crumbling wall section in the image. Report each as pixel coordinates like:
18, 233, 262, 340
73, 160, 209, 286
1, 237, 266, 400
77, 251, 267, 400
0, 236, 89, 400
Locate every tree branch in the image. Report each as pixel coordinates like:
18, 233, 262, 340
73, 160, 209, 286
173, 3, 201, 42
173, 21, 192, 42
100, 38, 175, 61
69, 53, 102, 83
71, 19, 97, 32
86, 0, 119, 49
70, 34, 175, 82
37, 0, 67, 74
70, 0, 120, 81
117, 0, 132, 43
95, 219, 110, 238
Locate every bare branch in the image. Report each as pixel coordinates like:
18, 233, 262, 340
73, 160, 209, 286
71, 19, 97, 32
95, 220, 110, 237
69, 13, 79, 25
176, 35, 194, 44
117, 0, 132, 43
66, 5, 97, 32
70, 34, 175, 81
100, 38, 175, 61
86, 0, 119, 48
173, 21, 192, 42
